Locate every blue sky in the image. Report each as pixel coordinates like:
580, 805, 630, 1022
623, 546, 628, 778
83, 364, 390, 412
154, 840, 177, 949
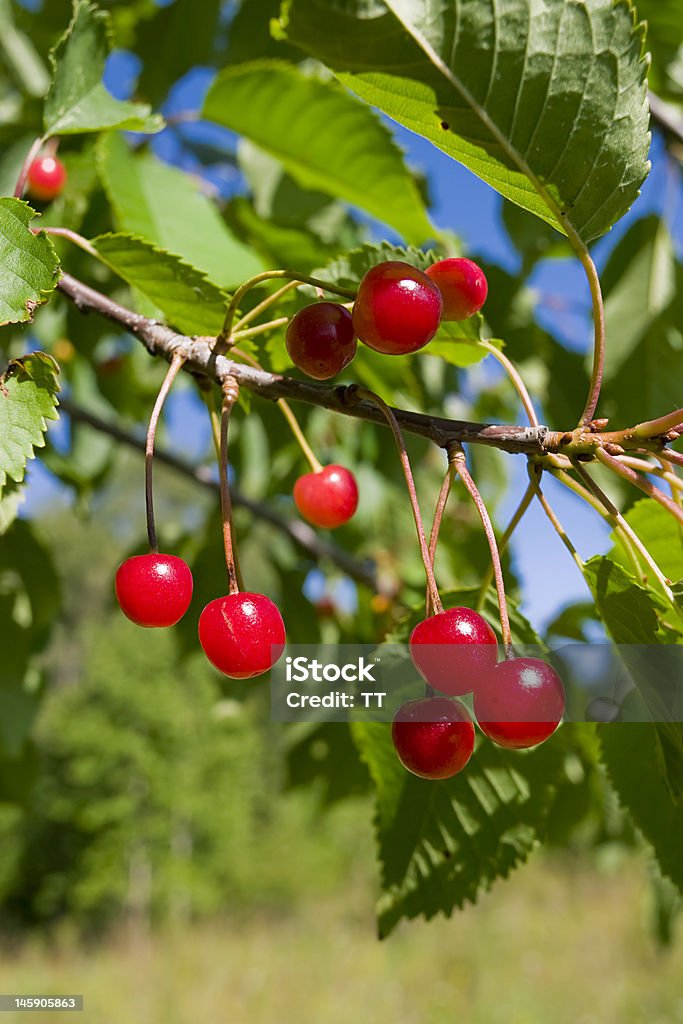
22, 47, 683, 633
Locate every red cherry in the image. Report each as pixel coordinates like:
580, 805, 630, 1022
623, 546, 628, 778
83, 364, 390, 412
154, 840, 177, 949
26, 155, 67, 202
425, 258, 488, 320
474, 657, 565, 749
409, 607, 498, 696
293, 464, 358, 529
352, 260, 443, 355
115, 553, 193, 628
392, 696, 475, 779
198, 592, 286, 679
285, 302, 356, 380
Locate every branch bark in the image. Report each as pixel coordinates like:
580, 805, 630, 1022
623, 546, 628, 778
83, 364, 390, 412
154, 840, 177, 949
56, 273, 549, 456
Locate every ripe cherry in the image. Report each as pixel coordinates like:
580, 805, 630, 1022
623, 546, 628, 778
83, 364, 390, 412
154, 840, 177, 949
115, 553, 193, 628
425, 258, 488, 320
286, 302, 356, 380
26, 155, 67, 202
474, 657, 565, 749
409, 607, 498, 696
293, 464, 358, 529
392, 696, 475, 780
352, 260, 443, 355
198, 592, 286, 679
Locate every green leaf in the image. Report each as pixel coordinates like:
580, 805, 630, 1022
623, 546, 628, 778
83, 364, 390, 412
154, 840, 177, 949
602, 217, 676, 380
583, 555, 665, 645
135, 0, 222, 107
44, 0, 163, 136
280, 0, 651, 242
91, 233, 230, 337
601, 720, 683, 893
636, 0, 683, 102
315, 240, 434, 290
353, 720, 572, 936
0, 352, 60, 493
97, 134, 264, 289
0, 0, 50, 98
202, 60, 433, 245
0, 199, 60, 326
611, 498, 683, 585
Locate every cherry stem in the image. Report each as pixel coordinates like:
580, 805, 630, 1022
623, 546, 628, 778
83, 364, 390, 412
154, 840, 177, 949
425, 456, 457, 614
352, 386, 443, 615
616, 455, 683, 492
231, 316, 289, 340
571, 460, 682, 618
234, 280, 300, 332
450, 444, 513, 655
145, 352, 185, 552
478, 340, 540, 427
231, 346, 322, 472
552, 467, 644, 581
476, 473, 537, 611
657, 447, 683, 470
218, 270, 357, 348
577, 248, 606, 427
37, 225, 98, 258
596, 448, 683, 528
633, 409, 683, 439
14, 136, 45, 198
219, 377, 241, 596
528, 463, 585, 574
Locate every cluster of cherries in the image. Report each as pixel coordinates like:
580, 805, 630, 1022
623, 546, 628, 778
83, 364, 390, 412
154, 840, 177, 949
287, 257, 487, 531
29, 146, 559, 779
395, 607, 566, 780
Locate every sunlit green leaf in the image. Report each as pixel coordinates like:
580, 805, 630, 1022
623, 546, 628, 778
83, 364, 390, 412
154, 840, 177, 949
0, 352, 60, 492
0, 199, 60, 326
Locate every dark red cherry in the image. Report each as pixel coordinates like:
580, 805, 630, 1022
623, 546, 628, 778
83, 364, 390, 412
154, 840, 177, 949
198, 592, 286, 679
286, 302, 356, 380
425, 258, 488, 320
392, 696, 475, 779
115, 553, 193, 628
409, 607, 498, 696
352, 260, 443, 355
26, 155, 67, 202
293, 464, 358, 529
474, 657, 565, 749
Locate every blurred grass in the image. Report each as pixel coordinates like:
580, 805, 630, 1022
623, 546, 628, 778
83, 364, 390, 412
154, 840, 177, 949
0, 856, 681, 1024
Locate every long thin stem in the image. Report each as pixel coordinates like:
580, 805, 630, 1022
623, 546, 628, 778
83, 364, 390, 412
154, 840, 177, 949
14, 136, 44, 198
233, 279, 300, 331
425, 456, 457, 614
478, 339, 540, 427
656, 447, 683, 470
530, 464, 585, 574
231, 346, 322, 472
617, 455, 683, 492
353, 386, 442, 614
451, 444, 513, 655
39, 225, 98, 258
551, 467, 644, 581
145, 352, 185, 552
220, 378, 241, 595
595, 448, 683, 528
476, 473, 538, 611
577, 248, 606, 426
633, 409, 683, 439
572, 460, 681, 614
231, 316, 289, 340
218, 270, 357, 346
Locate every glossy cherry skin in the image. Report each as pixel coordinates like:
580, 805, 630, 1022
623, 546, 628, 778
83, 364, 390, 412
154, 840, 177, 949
425, 258, 488, 321
198, 592, 286, 679
115, 554, 193, 628
26, 155, 67, 202
409, 607, 498, 696
293, 465, 358, 529
352, 260, 443, 355
392, 696, 475, 779
286, 302, 357, 380
474, 657, 565, 749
